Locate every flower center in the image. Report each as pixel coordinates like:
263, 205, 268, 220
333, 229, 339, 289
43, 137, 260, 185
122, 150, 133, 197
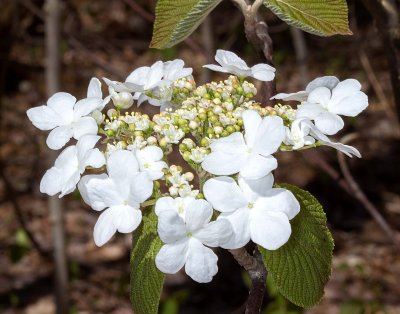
247, 202, 254, 209
186, 231, 193, 238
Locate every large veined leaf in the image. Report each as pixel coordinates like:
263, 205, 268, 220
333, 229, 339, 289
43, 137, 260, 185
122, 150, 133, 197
264, 0, 352, 36
130, 212, 164, 314
150, 0, 222, 49
259, 184, 334, 308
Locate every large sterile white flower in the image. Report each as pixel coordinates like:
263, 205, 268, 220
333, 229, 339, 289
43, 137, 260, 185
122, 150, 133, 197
203, 49, 275, 81
27, 92, 101, 150
155, 197, 233, 283
201, 110, 285, 180
40, 135, 105, 197
204, 175, 300, 250
78, 150, 153, 246
133, 146, 167, 180
273, 76, 368, 135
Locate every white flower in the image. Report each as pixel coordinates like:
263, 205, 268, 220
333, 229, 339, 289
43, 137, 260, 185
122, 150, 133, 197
284, 118, 315, 150
201, 110, 285, 180
189, 147, 207, 163
163, 125, 185, 143
134, 146, 167, 180
204, 174, 300, 250
109, 87, 134, 110
203, 50, 275, 81
40, 135, 105, 197
273, 76, 369, 135
78, 150, 153, 246
155, 197, 233, 283
27, 92, 100, 150
302, 120, 361, 157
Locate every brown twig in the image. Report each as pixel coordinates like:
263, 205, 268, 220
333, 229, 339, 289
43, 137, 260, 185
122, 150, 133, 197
231, 0, 276, 105
45, 0, 69, 312
230, 247, 267, 314
337, 133, 400, 250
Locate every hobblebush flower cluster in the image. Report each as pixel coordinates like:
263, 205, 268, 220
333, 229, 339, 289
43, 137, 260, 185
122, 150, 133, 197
27, 49, 368, 283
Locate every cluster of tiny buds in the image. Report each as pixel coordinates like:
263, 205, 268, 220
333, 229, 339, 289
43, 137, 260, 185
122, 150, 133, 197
164, 165, 198, 197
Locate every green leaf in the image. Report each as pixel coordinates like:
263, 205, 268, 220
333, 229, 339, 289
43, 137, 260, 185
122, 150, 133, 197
264, 0, 352, 36
130, 212, 164, 314
259, 184, 334, 308
150, 0, 222, 49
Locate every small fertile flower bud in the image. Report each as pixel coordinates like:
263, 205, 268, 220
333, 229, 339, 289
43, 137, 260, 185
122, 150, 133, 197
182, 138, 195, 149
107, 109, 118, 119
169, 186, 179, 197
214, 126, 223, 134
189, 120, 198, 129
147, 136, 157, 145
112, 91, 134, 109
183, 172, 194, 181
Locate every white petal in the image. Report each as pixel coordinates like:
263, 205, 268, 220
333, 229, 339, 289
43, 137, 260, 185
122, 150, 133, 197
59, 170, 81, 197
193, 219, 233, 247
47, 92, 75, 122
78, 174, 107, 206
253, 116, 285, 156
46, 125, 73, 150
201, 151, 247, 176
203, 176, 247, 212
87, 77, 102, 98
209, 132, 247, 154
307, 86, 332, 105
157, 210, 187, 243
240, 154, 277, 180
155, 239, 188, 274
242, 110, 262, 148
249, 210, 291, 250
26, 106, 64, 130
73, 116, 98, 140
74, 98, 102, 119
155, 197, 176, 215
256, 188, 300, 220
250, 63, 275, 81
314, 112, 344, 135
185, 199, 213, 231
40, 167, 64, 196
322, 141, 361, 158
54, 145, 77, 168
137, 146, 163, 162
238, 174, 274, 202
296, 103, 325, 120
82, 148, 105, 169
85, 177, 121, 210
215, 50, 248, 71
331, 79, 361, 103
271, 91, 308, 102
328, 91, 368, 117
93, 208, 116, 246
218, 207, 251, 249
107, 150, 139, 180
306, 76, 339, 92
76, 134, 100, 161
203, 64, 230, 73
185, 238, 218, 283
93, 205, 141, 247
129, 172, 153, 204
113, 205, 142, 233
146, 61, 164, 90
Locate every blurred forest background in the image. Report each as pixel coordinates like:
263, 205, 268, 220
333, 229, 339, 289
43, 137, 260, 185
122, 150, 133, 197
0, 0, 400, 313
